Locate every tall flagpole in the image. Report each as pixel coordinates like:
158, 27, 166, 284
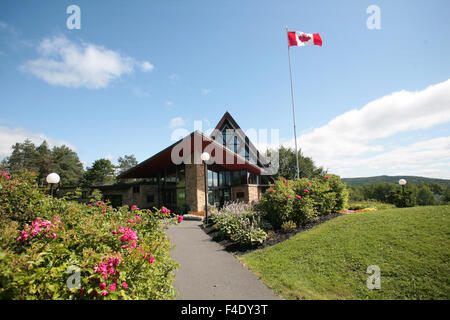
286, 26, 300, 180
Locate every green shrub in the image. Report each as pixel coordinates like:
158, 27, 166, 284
258, 175, 348, 229
258, 220, 273, 232
0, 171, 179, 300
210, 202, 267, 247
281, 220, 297, 233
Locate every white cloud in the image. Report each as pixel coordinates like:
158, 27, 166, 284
169, 117, 186, 129
165, 100, 174, 106
0, 125, 77, 158
280, 79, 450, 178
140, 61, 154, 72
132, 87, 150, 98
0, 20, 32, 49
20, 35, 153, 89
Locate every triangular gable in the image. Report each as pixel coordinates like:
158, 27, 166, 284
210, 112, 270, 169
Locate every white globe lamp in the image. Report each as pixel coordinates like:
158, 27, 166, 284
46, 173, 60, 184
200, 152, 210, 162
46, 173, 60, 196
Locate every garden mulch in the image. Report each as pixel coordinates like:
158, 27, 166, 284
203, 212, 344, 255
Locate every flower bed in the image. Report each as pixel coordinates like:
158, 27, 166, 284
0, 171, 180, 300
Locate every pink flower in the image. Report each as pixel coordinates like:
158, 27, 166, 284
0, 171, 10, 180
100, 290, 109, 297
283, 178, 287, 183
144, 254, 155, 264
304, 189, 309, 193
110, 283, 117, 292
268, 188, 274, 193
88, 204, 92, 207
296, 195, 302, 199
177, 215, 183, 224
324, 175, 330, 179
161, 206, 169, 214
102, 210, 107, 213
99, 283, 106, 290
122, 282, 128, 289
308, 181, 311, 186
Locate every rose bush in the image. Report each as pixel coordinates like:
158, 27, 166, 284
0, 171, 179, 300
257, 174, 348, 229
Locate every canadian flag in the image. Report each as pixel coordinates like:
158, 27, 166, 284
288, 31, 322, 47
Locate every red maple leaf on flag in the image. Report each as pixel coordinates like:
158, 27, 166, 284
298, 33, 311, 42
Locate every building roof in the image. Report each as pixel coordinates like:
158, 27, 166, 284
118, 131, 262, 179
211, 111, 270, 168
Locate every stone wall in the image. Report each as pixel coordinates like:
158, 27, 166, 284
185, 162, 206, 212
101, 184, 159, 209
231, 184, 265, 205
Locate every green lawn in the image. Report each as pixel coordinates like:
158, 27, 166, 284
239, 205, 450, 300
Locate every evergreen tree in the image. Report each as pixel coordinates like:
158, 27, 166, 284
83, 159, 115, 186
8, 139, 39, 175
35, 141, 53, 186
51, 145, 84, 186
416, 184, 436, 206
116, 154, 138, 175
267, 146, 323, 180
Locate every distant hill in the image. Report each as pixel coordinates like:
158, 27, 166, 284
342, 175, 450, 188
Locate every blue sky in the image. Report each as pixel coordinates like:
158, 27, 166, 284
1, 0, 449, 178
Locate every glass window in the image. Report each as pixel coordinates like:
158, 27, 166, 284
240, 170, 247, 185
232, 171, 241, 185
225, 171, 231, 186
213, 171, 218, 187
218, 172, 224, 187
166, 166, 177, 185
208, 190, 214, 205
208, 170, 213, 187
177, 189, 186, 207
177, 165, 185, 187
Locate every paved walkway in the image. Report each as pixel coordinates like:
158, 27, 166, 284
166, 220, 280, 300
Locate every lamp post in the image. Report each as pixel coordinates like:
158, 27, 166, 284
46, 173, 60, 197
200, 152, 210, 225
399, 179, 407, 207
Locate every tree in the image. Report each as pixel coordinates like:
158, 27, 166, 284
7, 139, 39, 175
416, 184, 436, 206
267, 146, 323, 180
116, 154, 138, 175
388, 187, 416, 208
1, 140, 83, 186
83, 159, 115, 186
51, 145, 84, 186
35, 141, 53, 186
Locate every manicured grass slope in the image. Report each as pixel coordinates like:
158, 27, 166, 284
239, 206, 450, 300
